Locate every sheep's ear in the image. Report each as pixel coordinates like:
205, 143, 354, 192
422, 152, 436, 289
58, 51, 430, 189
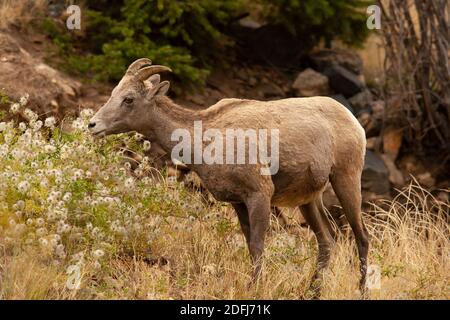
152, 80, 170, 97
144, 74, 160, 89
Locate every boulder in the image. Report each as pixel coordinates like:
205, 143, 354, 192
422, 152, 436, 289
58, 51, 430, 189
355, 100, 384, 138
382, 126, 403, 159
349, 89, 373, 115
381, 154, 405, 187
417, 172, 436, 188
366, 137, 380, 150
371, 100, 385, 120
398, 154, 422, 175
324, 64, 365, 97
437, 191, 449, 203
256, 82, 285, 99
292, 68, 330, 97
310, 48, 364, 75
362, 150, 390, 194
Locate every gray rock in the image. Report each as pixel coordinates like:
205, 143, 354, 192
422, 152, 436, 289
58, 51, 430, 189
310, 48, 364, 75
255, 82, 285, 99
292, 68, 330, 97
349, 89, 373, 115
417, 172, 436, 188
325, 64, 365, 98
370, 100, 385, 120
362, 150, 390, 194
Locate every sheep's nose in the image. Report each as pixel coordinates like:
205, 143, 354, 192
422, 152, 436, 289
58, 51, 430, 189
88, 122, 96, 129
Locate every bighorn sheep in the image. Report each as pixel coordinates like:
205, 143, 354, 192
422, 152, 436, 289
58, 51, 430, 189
89, 58, 369, 297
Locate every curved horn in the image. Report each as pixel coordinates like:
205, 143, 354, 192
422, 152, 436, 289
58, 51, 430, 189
136, 65, 172, 81
126, 58, 152, 75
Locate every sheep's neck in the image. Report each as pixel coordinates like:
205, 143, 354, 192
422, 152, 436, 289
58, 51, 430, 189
145, 96, 204, 154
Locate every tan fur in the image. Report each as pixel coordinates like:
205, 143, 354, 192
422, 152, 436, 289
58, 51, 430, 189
89, 60, 370, 298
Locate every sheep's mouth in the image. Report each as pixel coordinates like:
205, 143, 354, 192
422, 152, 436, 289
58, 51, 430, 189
91, 129, 107, 137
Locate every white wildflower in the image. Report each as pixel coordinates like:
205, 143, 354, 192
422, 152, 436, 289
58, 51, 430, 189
55, 244, 65, 258
143, 140, 151, 151
39, 238, 49, 247
92, 249, 105, 259
4, 132, 13, 143
23, 108, 38, 121
32, 120, 43, 131
124, 177, 135, 189
202, 264, 217, 275
80, 108, 94, 119
11, 148, 25, 160
101, 171, 109, 181
36, 227, 47, 237
50, 237, 58, 247
19, 93, 29, 106
17, 180, 30, 193
10, 103, 20, 114
44, 116, 56, 128
18, 122, 27, 131
12, 200, 25, 210
44, 144, 57, 153
71, 118, 85, 131
72, 169, 84, 180
0, 144, 8, 157
62, 192, 72, 202
57, 220, 70, 234
71, 251, 85, 263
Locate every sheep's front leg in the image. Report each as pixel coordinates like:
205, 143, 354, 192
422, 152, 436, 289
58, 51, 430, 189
245, 192, 271, 282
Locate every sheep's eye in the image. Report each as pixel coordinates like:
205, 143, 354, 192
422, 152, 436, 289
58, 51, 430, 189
123, 97, 134, 105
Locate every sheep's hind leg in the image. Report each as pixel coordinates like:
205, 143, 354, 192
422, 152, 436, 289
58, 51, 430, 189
299, 201, 334, 299
330, 171, 369, 298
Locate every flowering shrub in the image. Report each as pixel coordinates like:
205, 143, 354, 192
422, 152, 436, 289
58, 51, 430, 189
0, 94, 210, 289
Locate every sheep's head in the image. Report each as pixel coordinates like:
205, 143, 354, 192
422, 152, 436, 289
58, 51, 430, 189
88, 58, 172, 137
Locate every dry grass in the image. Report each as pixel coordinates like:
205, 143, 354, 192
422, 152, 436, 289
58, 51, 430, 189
1, 183, 448, 300
0, 0, 48, 30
